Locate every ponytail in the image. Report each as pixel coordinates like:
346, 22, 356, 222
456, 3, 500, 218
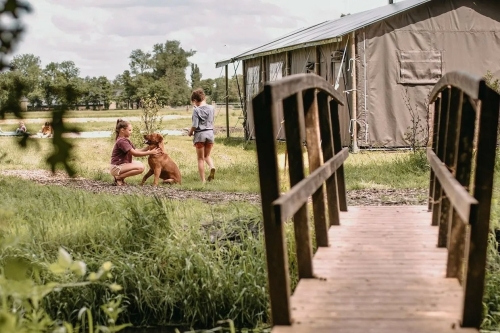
115, 119, 130, 140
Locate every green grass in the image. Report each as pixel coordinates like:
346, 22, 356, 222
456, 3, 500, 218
1, 107, 244, 120
0, 176, 269, 329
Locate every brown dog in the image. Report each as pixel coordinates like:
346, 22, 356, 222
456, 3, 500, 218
141, 133, 182, 186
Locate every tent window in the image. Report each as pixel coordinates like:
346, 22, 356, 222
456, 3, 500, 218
246, 66, 260, 101
398, 50, 442, 84
269, 62, 283, 81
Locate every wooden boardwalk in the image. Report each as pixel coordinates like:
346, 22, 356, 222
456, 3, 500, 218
273, 206, 476, 333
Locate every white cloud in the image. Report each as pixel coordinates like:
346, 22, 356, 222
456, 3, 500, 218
11, 0, 402, 80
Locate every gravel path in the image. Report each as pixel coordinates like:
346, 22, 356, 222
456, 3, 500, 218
0, 169, 427, 206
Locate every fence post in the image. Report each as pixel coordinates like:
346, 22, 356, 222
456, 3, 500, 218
447, 93, 475, 281
428, 97, 441, 212
283, 93, 314, 279
462, 83, 500, 328
329, 99, 348, 212
303, 89, 329, 247
432, 89, 450, 229
317, 92, 340, 226
438, 87, 462, 248
252, 87, 291, 326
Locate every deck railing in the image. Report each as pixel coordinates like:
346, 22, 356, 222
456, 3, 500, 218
428, 71, 500, 328
252, 73, 348, 325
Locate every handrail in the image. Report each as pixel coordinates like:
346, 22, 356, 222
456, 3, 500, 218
427, 148, 477, 222
252, 73, 348, 326
264, 73, 345, 105
273, 147, 349, 223
429, 71, 482, 102
428, 70, 500, 329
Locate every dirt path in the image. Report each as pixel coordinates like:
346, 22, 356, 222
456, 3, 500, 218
0, 169, 427, 206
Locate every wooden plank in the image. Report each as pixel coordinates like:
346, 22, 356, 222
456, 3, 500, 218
462, 83, 500, 328
275, 206, 474, 332
273, 319, 477, 333
317, 91, 341, 226
282, 93, 313, 279
252, 88, 291, 325
273, 148, 348, 222
447, 94, 475, 280
330, 99, 348, 211
427, 149, 477, 223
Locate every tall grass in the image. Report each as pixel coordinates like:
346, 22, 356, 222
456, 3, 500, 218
0, 176, 272, 329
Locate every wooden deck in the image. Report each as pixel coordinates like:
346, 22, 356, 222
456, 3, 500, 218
273, 206, 477, 333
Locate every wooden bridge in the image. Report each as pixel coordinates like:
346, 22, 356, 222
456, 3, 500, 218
252, 72, 500, 332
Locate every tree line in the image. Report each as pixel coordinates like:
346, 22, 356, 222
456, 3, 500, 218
0, 40, 243, 111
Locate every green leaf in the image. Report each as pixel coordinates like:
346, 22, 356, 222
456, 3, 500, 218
70, 260, 87, 276
57, 247, 73, 268
108, 283, 123, 292
49, 262, 66, 275
101, 261, 113, 272
4, 257, 30, 280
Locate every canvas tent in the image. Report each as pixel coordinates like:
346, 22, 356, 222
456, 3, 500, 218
216, 0, 500, 147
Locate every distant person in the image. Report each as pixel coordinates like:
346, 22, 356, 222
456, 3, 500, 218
15, 121, 27, 134
188, 88, 216, 183
109, 119, 161, 186
38, 122, 53, 138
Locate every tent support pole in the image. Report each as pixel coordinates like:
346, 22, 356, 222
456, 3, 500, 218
225, 65, 229, 138
350, 32, 359, 153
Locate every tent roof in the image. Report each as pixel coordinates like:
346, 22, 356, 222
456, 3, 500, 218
215, 0, 431, 68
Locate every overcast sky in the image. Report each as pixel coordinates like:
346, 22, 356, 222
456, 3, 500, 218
12, 0, 402, 81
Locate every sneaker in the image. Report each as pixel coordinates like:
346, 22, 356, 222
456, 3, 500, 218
207, 168, 216, 182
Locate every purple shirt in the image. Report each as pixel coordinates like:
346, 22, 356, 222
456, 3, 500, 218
110, 137, 135, 165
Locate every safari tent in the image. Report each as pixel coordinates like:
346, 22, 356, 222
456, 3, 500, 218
215, 0, 500, 148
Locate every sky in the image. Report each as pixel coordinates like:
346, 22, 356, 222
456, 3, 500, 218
11, 0, 403, 81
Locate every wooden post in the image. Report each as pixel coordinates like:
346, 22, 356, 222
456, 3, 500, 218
242, 61, 248, 139
225, 65, 229, 138
462, 83, 500, 328
350, 32, 359, 153
447, 93, 474, 281
283, 93, 314, 279
303, 89, 329, 247
432, 89, 450, 228
330, 99, 348, 212
428, 97, 441, 212
438, 87, 461, 248
317, 91, 340, 226
252, 87, 291, 326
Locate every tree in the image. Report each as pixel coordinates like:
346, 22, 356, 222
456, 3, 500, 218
190, 63, 201, 89
129, 49, 152, 75
9, 53, 43, 107
151, 40, 195, 105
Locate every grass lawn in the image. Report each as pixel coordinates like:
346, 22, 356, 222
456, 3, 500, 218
2, 132, 500, 330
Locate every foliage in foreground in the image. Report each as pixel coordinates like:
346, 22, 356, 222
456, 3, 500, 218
0, 237, 127, 333
0, 177, 271, 329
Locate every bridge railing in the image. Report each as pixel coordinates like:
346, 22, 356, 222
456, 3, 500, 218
252, 73, 348, 325
428, 71, 500, 328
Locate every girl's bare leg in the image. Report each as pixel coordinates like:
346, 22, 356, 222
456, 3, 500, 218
114, 161, 145, 184
196, 147, 206, 182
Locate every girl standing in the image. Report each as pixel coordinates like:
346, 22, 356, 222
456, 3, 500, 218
188, 89, 216, 183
